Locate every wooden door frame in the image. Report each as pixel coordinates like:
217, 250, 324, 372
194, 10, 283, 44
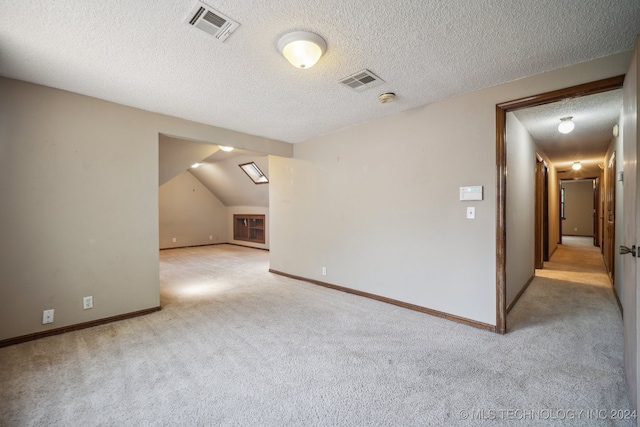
543, 163, 550, 261
604, 151, 617, 278
594, 176, 601, 247
495, 75, 625, 334
534, 157, 550, 265
559, 183, 564, 244
535, 158, 544, 269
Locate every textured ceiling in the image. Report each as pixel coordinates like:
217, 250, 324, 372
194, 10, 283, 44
1, 0, 639, 143
513, 89, 622, 177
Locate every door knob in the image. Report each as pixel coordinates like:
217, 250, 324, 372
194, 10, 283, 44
620, 245, 637, 257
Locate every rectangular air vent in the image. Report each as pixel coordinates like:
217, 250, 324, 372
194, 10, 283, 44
185, 1, 239, 42
339, 69, 385, 92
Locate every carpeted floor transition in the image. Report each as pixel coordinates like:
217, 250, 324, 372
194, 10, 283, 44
0, 237, 635, 426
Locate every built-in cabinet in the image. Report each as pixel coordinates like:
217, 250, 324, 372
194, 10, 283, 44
233, 214, 265, 244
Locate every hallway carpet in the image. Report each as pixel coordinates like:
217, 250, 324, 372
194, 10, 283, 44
0, 241, 634, 426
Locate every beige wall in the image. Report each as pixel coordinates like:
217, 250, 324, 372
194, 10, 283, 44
505, 113, 536, 305
502, 113, 559, 307
0, 77, 291, 341
0, 51, 631, 339
562, 180, 595, 236
159, 171, 227, 249
270, 52, 630, 326
158, 135, 219, 186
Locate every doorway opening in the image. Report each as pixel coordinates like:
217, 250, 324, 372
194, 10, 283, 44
495, 75, 625, 334
560, 178, 599, 243
158, 134, 271, 253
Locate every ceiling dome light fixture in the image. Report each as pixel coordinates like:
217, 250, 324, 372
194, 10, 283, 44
278, 31, 326, 69
572, 161, 582, 171
218, 146, 234, 152
191, 163, 200, 168
558, 117, 575, 134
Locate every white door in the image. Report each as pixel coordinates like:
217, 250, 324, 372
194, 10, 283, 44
622, 34, 639, 411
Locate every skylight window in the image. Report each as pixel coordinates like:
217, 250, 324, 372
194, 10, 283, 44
239, 162, 268, 184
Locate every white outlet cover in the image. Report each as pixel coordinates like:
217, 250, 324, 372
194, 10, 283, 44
83, 296, 93, 309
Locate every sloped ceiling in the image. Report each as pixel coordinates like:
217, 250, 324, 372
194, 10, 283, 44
1, 1, 639, 143
159, 135, 220, 185
189, 153, 269, 207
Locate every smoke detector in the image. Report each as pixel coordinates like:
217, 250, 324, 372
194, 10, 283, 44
378, 93, 396, 104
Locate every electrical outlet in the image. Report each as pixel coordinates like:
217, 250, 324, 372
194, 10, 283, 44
209, 235, 213, 240
83, 296, 93, 310
42, 309, 54, 324
172, 237, 177, 243
322, 267, 327, 276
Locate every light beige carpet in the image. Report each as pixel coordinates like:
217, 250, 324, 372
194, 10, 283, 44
0, 241, 634, 426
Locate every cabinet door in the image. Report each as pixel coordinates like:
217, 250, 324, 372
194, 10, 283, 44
233, 215, 265, 243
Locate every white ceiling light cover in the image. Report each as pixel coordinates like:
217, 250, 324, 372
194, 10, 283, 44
277, 31, 327, 69
558, 117, 575, 134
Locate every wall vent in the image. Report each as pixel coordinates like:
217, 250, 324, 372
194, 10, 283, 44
185, 1, 239, 42
339, 69, 384, 92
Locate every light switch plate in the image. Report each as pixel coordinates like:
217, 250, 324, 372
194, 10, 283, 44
466, 207, 475, 219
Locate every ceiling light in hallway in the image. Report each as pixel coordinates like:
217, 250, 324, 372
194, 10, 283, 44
558, 117, 575, 134
219, 146, 234, 152
572, 161, 582, 170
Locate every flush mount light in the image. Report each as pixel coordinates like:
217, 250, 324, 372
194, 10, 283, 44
277, 31, 326, 69
558, 117, 575, 134
219, 146, 234, 152
572, 161, 582, 171
191, 163, 200, 168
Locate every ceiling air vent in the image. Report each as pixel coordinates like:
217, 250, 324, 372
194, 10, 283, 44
339, 69, 385, 92
185, 1, 239, 42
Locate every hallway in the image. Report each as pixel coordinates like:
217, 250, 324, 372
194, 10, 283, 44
509, 235, 620, 331
536, 236, 613, 288
504, 236, 633, 423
